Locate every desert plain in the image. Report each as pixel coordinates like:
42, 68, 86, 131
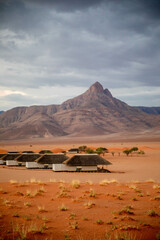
0, 137, 160, 240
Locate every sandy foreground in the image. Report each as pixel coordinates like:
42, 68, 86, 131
0, 140, 160, 239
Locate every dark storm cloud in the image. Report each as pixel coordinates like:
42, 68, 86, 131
20, 0, 160, 16
0, 0, 160, 108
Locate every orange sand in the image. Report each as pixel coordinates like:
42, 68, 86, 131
0, 181, 160, 240
0, 139, 160, 239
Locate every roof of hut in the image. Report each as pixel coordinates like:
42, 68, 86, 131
8, 152, 20, 153
68, 148, 79, 152
39, 150, 53, 154
36, 154, 68, 164
0, 153, 7, 159
15, 154, 41, 162
63, 154, 111, 166
2, 153, 21, 160
22, 151, 34, 154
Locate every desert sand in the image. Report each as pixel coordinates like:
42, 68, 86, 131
0, 139, 160, 240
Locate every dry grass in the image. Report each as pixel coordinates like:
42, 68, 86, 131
86, 180, 93, 185
89, 188, 96, 198
69, 221, 79, 229
99, 179, 118, 185
84, 201, 95, 209
146, 179, 155, 183
38, 206, 47, 213
9, 180, 18, 184
147, 209, 159, 216
24, 202, 31, 207
99, 179, 109, 185
71, 180, 80, 189
59, 204, 68, 211
153, 184, 160, 189
118, 206, 134, 215
96, 219, 104, 225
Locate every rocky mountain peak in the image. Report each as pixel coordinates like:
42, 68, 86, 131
87, 82, 104, 94
104, 88, 113, 98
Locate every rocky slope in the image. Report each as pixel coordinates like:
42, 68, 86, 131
0, 82, 160, 139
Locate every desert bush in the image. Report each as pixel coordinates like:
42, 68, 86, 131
24, 202, 31, 207
138, 150, 145, 155
85, 148, 95, 154
59, 204, 68, 211
89, 189, 96, 198
96, 219, 104, 225
84, 201, 95, 209
71, 180, 80, 189
69, 221, 79, 229
118, 206, 134, 215
147, 209, 159, 216
38, 206, 47, 213
79, 145, 87, 152
10, 180, 18, 184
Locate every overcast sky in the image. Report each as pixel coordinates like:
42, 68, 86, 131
0, 0, 160, 110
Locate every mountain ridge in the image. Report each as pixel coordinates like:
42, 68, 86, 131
0, 82, 160, 140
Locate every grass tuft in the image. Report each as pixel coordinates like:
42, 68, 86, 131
9, 180, 18, 184
84, 201, 95, 209
59, 204, 68, 211
38, 206, 47, 213
118, 206, 134, 215
147, 209, 159, 217
71, 180, 80, 189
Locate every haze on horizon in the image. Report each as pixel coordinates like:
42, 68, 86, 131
0, 0, 160, 111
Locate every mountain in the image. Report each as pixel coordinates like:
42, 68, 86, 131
0, 111, 4, 114
135, 106, 160, 115
0, 82, 160, 140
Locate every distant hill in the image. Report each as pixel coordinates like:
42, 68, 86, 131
0, 111, 4, 114
135, 107, 160, 115
0, 82, 160, 140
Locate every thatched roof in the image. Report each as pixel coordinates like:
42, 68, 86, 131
68, 148, 79, 152
2, 153, 21, 160
36, 154, 68, 164
39, 150, 53, 154
22, 151, 34, 153
0, 154, 7, 159
15, 154, 41, 162
63, 154, 111, 166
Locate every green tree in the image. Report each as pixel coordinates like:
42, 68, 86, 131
86, 148, 95, 154
123, 149, 131, 156
130, 147, 138, 152
96, 147, 107, 155
79, 145, 87, 152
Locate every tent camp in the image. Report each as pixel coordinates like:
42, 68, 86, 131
53, 154, 111, 172
26, 154, 68, 169
6, 154, 40, 166
1, 153, 21, 166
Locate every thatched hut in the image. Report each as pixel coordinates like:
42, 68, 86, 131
27, 154, 68, 169
39, 150, 53, 154
53, 154, 111, 172
1, 153, 21, 166
67, 148, 79, 153
0, 154, 8, 164
6, 153, 40, 166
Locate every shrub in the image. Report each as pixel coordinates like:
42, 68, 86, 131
147, 210, 159, 216
59, 204, 68, 211
96, 219, 104, 225
85, 148, 95, 154
71, 180, 80, 189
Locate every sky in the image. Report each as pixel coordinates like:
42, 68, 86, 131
0, 0, 160, 110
